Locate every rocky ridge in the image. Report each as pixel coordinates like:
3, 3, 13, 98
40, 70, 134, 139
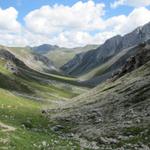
61, 22, 150, 77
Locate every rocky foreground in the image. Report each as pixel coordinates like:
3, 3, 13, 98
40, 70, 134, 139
48, 43, 150, 150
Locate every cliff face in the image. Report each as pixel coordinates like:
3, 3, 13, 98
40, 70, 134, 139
61, 22, 150, 76
111, 42, 150, 81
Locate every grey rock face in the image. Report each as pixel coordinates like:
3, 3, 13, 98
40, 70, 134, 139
5, 62, 18, 74
33, 54, 56, 70
61, 22, 150, 76
0, 48, 26, 68
82, 40, 150, 86
0, 49, 17, 61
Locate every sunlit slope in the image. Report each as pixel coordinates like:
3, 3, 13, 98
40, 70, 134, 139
0, 88, 83, 150
8, 46, 57, 73
0, 47, 88, 106
0, 45, 90, 149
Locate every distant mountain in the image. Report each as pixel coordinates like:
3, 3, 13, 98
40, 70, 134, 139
61, 22, 150, 77
30, 44, 99, 68
31, 44, 59, 54
7, 46, 58, 73
46, 44, 99, 68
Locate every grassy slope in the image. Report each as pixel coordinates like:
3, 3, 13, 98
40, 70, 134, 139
0, 48, 89, 149
0, 53, 88, 104
0, 89, 83, 150
7, 46, 88, 85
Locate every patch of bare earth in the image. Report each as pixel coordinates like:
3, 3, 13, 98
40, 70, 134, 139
0, 122, 16, 132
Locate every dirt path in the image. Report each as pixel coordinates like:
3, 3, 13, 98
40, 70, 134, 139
0, 122, 16, 132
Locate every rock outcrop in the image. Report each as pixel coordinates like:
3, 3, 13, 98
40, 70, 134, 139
112, 42, 150, 81
33, 53, 57, 71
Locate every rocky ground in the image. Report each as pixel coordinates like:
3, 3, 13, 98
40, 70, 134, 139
48, 47, 150, 150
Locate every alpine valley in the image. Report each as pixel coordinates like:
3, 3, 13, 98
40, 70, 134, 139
0, 22, 150, 150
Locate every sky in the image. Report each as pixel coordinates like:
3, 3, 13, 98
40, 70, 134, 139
0, 0, 150, 47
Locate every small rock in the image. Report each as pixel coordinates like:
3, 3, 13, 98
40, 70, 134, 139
51, 125, 64, 132
42, 141, 47, 147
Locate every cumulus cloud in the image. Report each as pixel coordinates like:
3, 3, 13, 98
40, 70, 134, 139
49, 31, 117, 47
106, 7, 150, 34
0, 7, 21, 32
24, 1, 105, 34
118, 7, 150, 33
51, 7, 150, 47
0, 1, 150, 47
111, 0, 150, 8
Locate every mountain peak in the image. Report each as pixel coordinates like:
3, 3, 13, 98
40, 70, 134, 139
32, 44, 59, 54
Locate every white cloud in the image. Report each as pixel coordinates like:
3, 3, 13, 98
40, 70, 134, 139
24, 1, 105, 34
0, 1, 150, 48
111, 0, 150, 8
51, 31, 117, 47
105, 7, 150, 35
54, 7, 150, 47
118, 7, 150, 33
0, 7, 21, 32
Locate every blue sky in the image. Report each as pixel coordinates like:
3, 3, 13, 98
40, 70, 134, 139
0, 0, 150, 47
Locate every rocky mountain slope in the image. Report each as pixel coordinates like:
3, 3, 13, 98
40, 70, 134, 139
8, 46, 58, 73
30, 44, 99, 68
46, 44, 99, 68
80, 40, 150, 86
61, 22, 150, 77
49, 43, 150, 150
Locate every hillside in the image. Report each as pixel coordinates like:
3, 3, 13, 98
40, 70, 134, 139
0, 46, 88, 103
80, 40, 150, 86
7, 46, 58, 74
49, 46, 150, 149
31, 44, 99, 68
0, 46, 89, 149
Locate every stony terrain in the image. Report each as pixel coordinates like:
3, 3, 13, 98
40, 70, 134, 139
48, 44, 150, 150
